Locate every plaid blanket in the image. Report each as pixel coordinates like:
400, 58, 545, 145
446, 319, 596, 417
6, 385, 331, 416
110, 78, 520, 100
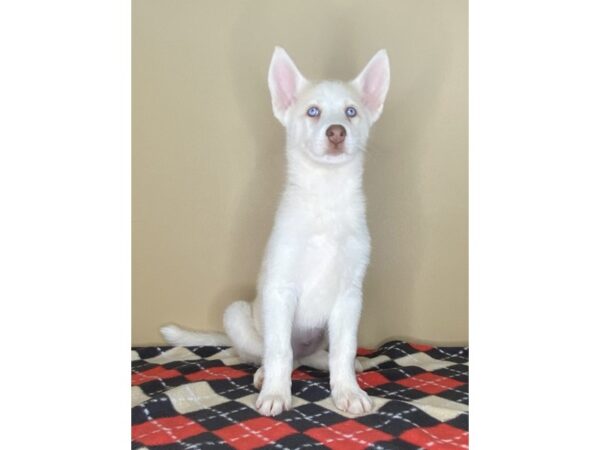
132, 341, 468, 449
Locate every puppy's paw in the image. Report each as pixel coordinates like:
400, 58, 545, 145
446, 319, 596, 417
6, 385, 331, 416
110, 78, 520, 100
256, 388, 292, 416
253, 366, 264, 390
331, 385, 373, 415
354, 359, 364, 373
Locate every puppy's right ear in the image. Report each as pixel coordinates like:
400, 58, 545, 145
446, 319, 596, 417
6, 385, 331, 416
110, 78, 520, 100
268, 47, 307, 124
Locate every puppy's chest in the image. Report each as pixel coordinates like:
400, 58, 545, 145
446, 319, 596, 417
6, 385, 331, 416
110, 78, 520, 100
298, 206, 363, 274
293, 217, 368, 325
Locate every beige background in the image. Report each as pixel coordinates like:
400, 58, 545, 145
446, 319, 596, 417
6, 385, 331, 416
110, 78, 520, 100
133, 0, 468, 347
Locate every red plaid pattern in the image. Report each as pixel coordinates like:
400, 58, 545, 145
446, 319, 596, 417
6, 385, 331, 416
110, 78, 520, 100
132, 416, 206, 446
305, 420, 394, 450
397, 373, 465, 395
132, 341, 468, 449
214, 417, 297, 450
400, 423, 468, 449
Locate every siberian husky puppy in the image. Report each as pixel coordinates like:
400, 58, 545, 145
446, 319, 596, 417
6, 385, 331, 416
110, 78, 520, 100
162, 47, 390, 416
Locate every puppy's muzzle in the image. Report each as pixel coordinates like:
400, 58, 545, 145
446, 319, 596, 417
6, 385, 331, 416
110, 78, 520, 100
326, 125, 346, 154
326, 125, 346, 145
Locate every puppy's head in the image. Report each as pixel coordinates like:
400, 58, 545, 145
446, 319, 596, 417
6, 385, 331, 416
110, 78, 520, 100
268, 47, 390, 166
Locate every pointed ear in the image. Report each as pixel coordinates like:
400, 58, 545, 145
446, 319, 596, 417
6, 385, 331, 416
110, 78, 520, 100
268, 47, 307, 124
351, 50, 390, 123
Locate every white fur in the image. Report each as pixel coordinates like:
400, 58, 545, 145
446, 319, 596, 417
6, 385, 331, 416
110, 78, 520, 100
162, 47, 390, 416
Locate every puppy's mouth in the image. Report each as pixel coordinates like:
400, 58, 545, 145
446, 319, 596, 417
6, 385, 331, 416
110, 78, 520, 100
301, 140, 355, 165
326, 143, 346, 156
311, 145, 354, 165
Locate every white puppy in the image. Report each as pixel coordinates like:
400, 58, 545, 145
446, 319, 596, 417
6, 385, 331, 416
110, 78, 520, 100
162, 47, 390, 416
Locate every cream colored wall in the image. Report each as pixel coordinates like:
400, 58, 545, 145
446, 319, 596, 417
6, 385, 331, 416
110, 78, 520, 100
133, 0, 468, 347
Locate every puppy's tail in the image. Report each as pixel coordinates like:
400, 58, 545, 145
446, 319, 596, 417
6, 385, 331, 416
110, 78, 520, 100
160, 324, 232, 347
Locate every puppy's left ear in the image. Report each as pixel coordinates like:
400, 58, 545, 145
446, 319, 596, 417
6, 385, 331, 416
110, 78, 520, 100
268, 47, 308, 124
351, 50, 390, 123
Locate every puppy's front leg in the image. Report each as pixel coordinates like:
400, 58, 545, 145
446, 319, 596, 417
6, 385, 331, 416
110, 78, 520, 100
256, 286, 296, 416
328, 289, 373, 414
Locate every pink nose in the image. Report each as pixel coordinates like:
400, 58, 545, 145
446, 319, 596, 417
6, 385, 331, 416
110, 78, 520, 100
326, 125, 346, 145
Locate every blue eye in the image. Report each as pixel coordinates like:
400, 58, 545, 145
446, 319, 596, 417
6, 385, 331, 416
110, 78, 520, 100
307, 106, 320, 117
345, 106, 357, 118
